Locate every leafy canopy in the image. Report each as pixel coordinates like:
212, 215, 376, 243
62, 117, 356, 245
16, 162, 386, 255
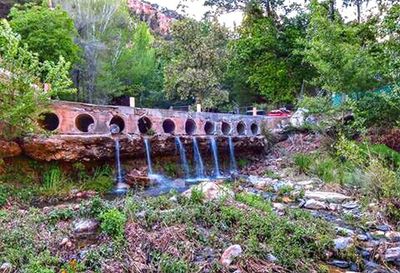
9, 3, 80, 64
0, 20, 74, 137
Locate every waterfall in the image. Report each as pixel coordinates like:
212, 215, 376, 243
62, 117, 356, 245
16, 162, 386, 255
114, 139, 123, 184
228, 136, 237, 173
175, 137, 190, 178
209, 136, 221, 177
192, 137, 205, 178
144, 138, 153, 175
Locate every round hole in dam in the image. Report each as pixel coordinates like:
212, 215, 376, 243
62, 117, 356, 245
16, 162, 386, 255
163, 119, 176, 134
221, 122, 231, 135
75, 114, 95, 133
251, 123, 259, 135
38, 112, 59, 131
236, 121, 246, 135
138, 116, 152, 134
110, 116, 125, 133
185, 119, 196, 135
204, 121, 215, 135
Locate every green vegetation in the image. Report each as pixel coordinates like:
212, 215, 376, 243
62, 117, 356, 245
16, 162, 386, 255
99, 208, 127, 238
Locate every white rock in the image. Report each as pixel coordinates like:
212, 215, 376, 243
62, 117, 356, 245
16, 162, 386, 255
220, 245, 243, 266
290, 108, 309, 127
334, 237, 354, 251
182, 182, 234, 202
0, 263, 12, 272
273, 203, 286, 211
384, 247, 400, 262
385, 231, 400, 242
73, 219, 99, 234
304, 191, 351, 203
60, 237, 69, 246
304, 199, 327, 210
342, 201, 359, 209
248, 176, 272, 189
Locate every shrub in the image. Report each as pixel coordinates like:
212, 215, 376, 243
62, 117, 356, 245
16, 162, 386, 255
41, 165, 68, 195
297, 95, 332, 114
83, 166, 113, 193
159, 254, 189, 273
293, 153, 313, 173
99, 209, 126, 238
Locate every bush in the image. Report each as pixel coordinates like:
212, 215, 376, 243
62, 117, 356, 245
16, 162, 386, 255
99, 209, 126, 238
293, 153, 313, 173
297, 95, 332, 114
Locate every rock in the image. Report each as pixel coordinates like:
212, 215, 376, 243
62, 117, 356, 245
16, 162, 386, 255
342, 201, 359, 210
115, 182, 130, 190
333, 237, 354, 251
73, 219, 99, 234
182, 182, 234, 202
0, 139, 22, 158
290, 108, 308, 127
356, 234, 368, 241
304, 199, 327, 210
126, 170, 151, 187
328, 203, 341, 211
0, 263, 12, 272
335, 227, 355, 236
376, 224, 391, 232
60, 237, 69, 246
220, 245, 243, 266
266, 254, 278, 262
384, 247, 400, 262
273, 203, 286, 211
328, 260, 349, 268
304, 191, 351, 203
370, 230, 385, 239
385, 231, 400, 242
136, 211, 146, 218
248, 176, 273, 189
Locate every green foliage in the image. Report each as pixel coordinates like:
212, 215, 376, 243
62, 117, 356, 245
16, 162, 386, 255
9, 3, 80, 64
353, 91, 400, 129
297, 95, 332, 114
236, 192, 273, 213
293, 153, 313, 173
0, 20, 74, 137
163, 162, 178, 177
163, 18, 230, 109
83, 166, 113, 193
303, 0, 381, 94
157, 253, 189, 273
99, 208, 126, 238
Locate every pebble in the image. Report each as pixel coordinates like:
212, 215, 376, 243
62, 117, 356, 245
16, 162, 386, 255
0, 263, 12, 272
385, 231, 400, 242
73, 219, 99, 234
304, 199, 327, 210
384, 246, 400, 262
220, 245, 243, 266
333, 237, 354, 251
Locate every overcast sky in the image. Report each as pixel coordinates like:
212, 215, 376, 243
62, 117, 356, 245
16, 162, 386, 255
147, 0, 381, 28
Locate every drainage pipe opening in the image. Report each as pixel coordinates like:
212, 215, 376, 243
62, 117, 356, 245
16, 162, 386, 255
221, 122, 231, 135
39, 112, 59, 131
138, 117, 152, 134
110, 116, 125, 133
250, 123, 259, 135
236, 121, 246, 135
163, 119, 176, 134
204, 121, 215, 135
75, 114, 95, 133
185, 119, 196, 135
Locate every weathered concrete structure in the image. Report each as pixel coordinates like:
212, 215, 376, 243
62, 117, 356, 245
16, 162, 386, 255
38, 101, 282, 137
2, 101, 288, 162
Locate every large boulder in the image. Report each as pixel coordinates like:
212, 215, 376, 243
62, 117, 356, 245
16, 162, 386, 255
304, 191, 351, 203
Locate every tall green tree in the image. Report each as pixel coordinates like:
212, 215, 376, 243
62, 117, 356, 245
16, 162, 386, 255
9, 3, 80, 64
163, 18, 230, 109
302, 0, 382, 94
0, 20, 74, 137
227, 1, 313, 105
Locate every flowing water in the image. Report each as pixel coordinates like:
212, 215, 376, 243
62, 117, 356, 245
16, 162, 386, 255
115, 139, 123, 184
175, 137, 190, 178
228, 136, 237, 173
192, 137, 205, 178
209, 137, 222, 178
144, 138, 153, 175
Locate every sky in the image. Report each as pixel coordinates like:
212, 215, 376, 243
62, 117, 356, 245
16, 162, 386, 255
147, 0, 381, 28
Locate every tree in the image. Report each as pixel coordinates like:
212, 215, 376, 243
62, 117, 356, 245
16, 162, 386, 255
302, 0, 382, 94
163, 19, 230, 109
0, 20, 74, 137
227, 1, 314, 106
9, 3, 80, 64
203, 0, 284, 17
96, 22, 161, 105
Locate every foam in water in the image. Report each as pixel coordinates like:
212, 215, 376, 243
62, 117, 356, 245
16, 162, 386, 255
228, 136, 237, 173
144, 138, 153, 175
192, 137, 205, 178
209, 136, 222, 178
175, 137, 190, 178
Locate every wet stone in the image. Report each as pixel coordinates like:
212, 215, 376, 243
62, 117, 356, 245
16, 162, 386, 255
73, 219, 99, 235
334, 237, 354, 251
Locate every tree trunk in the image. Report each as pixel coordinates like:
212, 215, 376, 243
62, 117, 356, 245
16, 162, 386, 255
356, 0, 361, 23
329, 0, 335, 21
